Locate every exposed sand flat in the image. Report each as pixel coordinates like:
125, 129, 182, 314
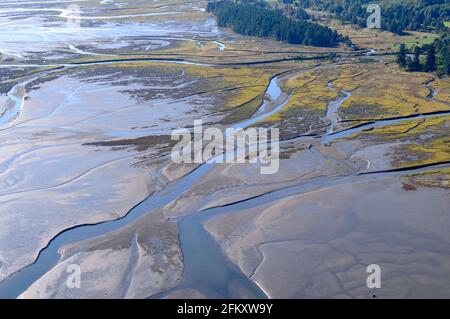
1, 0, 448, 299
163, 288, 206, 299
0, 49, 254, 282
20, 210, 182, 298
0, 155, 151, 283
204, 176, 450, 298
164, 139, 356, 215
348, 142, 404, 172
0, 0, 218, 61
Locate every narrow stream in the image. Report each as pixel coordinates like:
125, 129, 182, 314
0, 76, 37, 126
214, 40, 226, 51
234, 75, 287, 129
0, 68, 65, 128
321, 111, 450, 144
325, 82, 352, 134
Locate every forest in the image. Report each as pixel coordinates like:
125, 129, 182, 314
297, 0, 450, 34
397, 34, 450, 75
206, 1, 347, 47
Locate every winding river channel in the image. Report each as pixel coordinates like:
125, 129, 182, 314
0, 69, 286, 298
1, 0, 449, 298
1, 56, 449, 298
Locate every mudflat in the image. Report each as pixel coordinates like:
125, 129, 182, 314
0, 0, 448, 299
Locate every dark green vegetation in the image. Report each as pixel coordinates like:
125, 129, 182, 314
206, 1, 347, 47
397, 34, 450, 75
277, 0, 311, 20
297, 0, 450, 34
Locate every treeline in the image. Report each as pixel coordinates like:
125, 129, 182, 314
297, 0, 450, 34
206, 1, 347, 47
397, 34, 450, 76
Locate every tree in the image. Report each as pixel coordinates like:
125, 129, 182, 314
435, 34, 450, 76
397, 43, 407, 67
411, 46, 422, 71
425, 45, 436, 72
296, 8, 309, 20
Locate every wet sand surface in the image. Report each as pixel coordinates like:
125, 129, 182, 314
204, 175, 450, 298
0, 0, 449, 299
